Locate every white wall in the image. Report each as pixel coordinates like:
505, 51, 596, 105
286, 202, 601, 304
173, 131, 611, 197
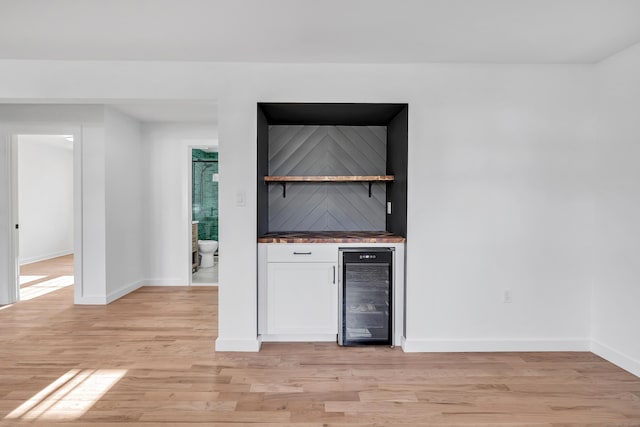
214, 64, 596, 351
592, 42, 640, 376
0, 128, 14, 305
0, 104, 144, 305
142, 123, 217, 285
0, 104, 105, 305
18, 135, 74, 264
79, 124, 107, 303
0, 61, 601, 354
404, 67, 596, 351
104, 107, 145, 300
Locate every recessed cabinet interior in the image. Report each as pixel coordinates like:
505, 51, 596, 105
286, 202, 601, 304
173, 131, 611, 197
257, 103, 408, 235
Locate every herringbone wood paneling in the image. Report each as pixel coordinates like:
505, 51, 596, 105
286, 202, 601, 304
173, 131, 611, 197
269, 126, 386, 231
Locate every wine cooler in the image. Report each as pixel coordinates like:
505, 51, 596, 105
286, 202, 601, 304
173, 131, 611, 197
338, 248, 393, 346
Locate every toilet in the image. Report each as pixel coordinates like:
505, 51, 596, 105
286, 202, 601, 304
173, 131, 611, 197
198, 240, 218, 268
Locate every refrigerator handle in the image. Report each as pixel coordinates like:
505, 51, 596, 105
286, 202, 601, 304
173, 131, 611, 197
332, 266, 336, 284
337, 260, 343, 345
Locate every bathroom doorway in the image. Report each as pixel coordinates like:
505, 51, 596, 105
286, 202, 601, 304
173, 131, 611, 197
190, 147, 218, 285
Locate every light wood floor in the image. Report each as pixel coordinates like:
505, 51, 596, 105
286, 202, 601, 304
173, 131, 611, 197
19, 254, 74, 284
1, 258, 640, 426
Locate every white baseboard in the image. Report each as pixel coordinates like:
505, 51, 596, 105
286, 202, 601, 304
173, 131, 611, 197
74, 294, 108, 305
107, 280, 144, 304
145, 279, 219, 287
20, 250, 73, 266
74, 280, 144, 305
142, 280, 217, 287
401, 338, 590, 352
144, 279, 189, 286
260, 334, 336, 342
215, 337, 262, 352
591, 340, 640, 378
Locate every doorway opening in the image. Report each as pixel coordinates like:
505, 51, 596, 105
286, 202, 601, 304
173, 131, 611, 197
190, 146, 218, 285
15, 134, 75, 301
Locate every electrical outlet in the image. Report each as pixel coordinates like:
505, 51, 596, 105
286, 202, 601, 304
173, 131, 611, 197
503, 289, 512, 303
387, 201, 392, 214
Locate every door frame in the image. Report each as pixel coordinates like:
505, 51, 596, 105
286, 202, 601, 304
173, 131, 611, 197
5, 126, 83, 304
187, 143, 219, 286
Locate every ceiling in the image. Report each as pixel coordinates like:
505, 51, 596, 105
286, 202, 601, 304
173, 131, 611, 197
1, 0, 640, 64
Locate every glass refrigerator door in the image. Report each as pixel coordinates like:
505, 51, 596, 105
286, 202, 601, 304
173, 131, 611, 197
341, 251, 392, 345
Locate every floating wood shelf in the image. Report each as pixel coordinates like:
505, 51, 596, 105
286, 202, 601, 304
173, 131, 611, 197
264, 175, 394, 198
265, 175, 394, 183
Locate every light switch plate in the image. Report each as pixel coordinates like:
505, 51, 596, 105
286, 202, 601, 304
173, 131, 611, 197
503, 289, 512, 303
236, 191, 246, 207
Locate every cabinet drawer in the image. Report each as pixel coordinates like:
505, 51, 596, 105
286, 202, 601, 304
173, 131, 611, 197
267, 244, 336, 263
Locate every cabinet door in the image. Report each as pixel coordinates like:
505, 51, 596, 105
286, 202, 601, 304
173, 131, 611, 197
266, 262, 337, 335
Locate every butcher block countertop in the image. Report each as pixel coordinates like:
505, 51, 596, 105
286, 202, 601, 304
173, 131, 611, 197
258, 231, 405, 244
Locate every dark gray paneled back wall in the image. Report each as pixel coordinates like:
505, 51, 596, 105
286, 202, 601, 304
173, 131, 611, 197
269, 125, 386, 231
257, 107, 270, 236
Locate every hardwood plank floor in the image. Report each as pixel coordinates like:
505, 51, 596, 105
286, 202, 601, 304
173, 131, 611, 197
1, 258, 640, 426
19, 254, 74, 283
16, 255, 75, 302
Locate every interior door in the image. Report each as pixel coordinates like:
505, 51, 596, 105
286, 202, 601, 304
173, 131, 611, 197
0, 135, 20, 305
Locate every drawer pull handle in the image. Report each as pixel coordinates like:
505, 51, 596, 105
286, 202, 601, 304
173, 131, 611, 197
293, 251, 312, 255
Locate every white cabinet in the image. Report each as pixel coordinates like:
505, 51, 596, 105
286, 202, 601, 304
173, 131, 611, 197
259, 243, 338, 341
266, 262, 337, 335
258, 242, 404, 345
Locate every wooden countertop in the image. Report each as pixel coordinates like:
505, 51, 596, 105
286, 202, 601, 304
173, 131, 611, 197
258, 231, 405, 243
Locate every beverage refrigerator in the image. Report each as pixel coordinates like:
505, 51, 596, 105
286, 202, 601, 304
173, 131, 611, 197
338, 248, 393, 346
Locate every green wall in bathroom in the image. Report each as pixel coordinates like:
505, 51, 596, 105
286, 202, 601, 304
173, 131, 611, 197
192, 149, 218, 242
